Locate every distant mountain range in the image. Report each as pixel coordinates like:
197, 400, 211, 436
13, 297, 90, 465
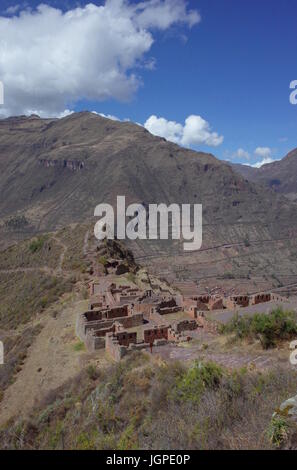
1, 112, 297, 285
229, 148, 297, 201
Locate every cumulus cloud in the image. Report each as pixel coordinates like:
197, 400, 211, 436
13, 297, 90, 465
0, 0, 200, 117
251, 157, 276, 168
233, 148, 250, 160
247, 147, 279, 168
144, 114, 224, 147
144, 115, 183, 144
92, 110, 132, 122
254, 147, 272, 158
5, 4, 22, 15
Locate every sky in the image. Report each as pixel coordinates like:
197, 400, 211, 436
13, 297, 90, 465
0, 0, 297, 167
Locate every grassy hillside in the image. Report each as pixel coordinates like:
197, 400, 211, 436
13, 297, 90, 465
0, 352, 296, 450
0, 271, 74, 329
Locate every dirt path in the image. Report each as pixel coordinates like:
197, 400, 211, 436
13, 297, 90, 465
52, 235, 68, 272
83, 230, 90, 256
152, 342, 288, 370
0, 266, 59, 277
0, 298, 90, 426
151, 328, 291, 371
0, 233, 67, 276
134, 236, 294, 261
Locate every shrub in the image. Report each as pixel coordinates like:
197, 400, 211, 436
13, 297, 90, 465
98, 256, 108, 267
86, 365, 98, 381
267, 415, 289, 447
5, 215, 29, 230
73, 341, 85, 352
243, 237, 250, 247
29, 236, 46, 253
174, 361, 223, 404
221, 308, 297, 349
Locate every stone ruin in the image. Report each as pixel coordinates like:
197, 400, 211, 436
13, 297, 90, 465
77, 281, 201, 361
77, 279, 287, 361
184, 291, 286, 316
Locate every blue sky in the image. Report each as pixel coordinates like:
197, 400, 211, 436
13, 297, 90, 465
1, 0, 297, 166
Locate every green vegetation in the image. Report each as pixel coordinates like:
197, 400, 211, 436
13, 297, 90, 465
86, 364, 99, 381
29, 236, 47, 253
0, 235, 61, 270
73, 341, 85, 352
126, 272, 136, 284
0, 228, 85, 329
243, 237, 251, 247
220, 308, 297, 349
267, 415, 290, 447
5, 215, 29, 230
58, 224, 89, 272
220, 272, 235, 280
1, 353, 296, 450
98, 256, 108, 267
174, 361, 223, 404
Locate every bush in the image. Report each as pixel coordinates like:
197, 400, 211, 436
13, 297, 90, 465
174, 361, 223, 404
5, 215, 29, 230
220, 272, 235, 280
86, 365, 99, 381
98, 256, 108, 267
29, 236, 46, 253
73, 341, 85, 352
267, 416, 289, 447
221, 308, 297, 349
1, 360, 297, 450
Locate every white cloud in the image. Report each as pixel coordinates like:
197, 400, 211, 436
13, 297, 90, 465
0, 1, 200, 117
92, 111, 120, 121
5, 4, 21, 15
233, 148, 250, 160
251, 157, 276, 168
144, 114, 224, 147
91, 110, 132, 122
254, 147, 272, 158
24, 108, 74, 119
133, 0, 200, 30
144, 115, 183, 144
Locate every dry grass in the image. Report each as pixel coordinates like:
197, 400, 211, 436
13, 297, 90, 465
0, 271, 74, 329
0, 235, 62, 270
1, 353, 296, 450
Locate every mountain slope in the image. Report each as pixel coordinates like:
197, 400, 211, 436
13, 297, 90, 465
1, 112, 297, 285
229, 148, 297, 201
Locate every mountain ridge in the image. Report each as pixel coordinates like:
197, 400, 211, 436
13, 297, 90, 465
229, 148, 297, 201
1, 112, 297, 285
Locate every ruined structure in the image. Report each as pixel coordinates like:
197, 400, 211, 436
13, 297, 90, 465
78, 276, 287, 361
183, 291, 287, 313
77, 279, 204, 360
39, 158, 85, 170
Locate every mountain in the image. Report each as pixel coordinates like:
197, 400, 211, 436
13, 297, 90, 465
229, 148, 297, 201
1, 112, 297, 287
227, 162, 259, 181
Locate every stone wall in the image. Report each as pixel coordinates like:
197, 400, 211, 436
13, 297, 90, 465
230, 295, 249, 308
85, 331, 106, 350
39, 158, 85, 171
115, 331, 137, 347
250, 293, 271, 305
143, 325, 169, 344
105, 333, 128, 361
196, 314, 219, 334
158, 306, 180, 315
172, 319, 197, 333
